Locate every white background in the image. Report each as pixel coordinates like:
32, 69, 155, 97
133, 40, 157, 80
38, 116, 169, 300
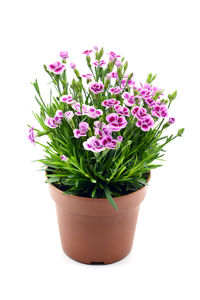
0, 0, 200, 299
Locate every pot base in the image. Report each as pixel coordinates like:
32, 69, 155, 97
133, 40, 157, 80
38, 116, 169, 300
62, 248, 132, 265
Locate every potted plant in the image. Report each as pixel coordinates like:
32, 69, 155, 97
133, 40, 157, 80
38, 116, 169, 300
28, 46, 184, 264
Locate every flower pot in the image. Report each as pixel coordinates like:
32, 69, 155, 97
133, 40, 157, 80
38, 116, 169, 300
49, 175, 150, 264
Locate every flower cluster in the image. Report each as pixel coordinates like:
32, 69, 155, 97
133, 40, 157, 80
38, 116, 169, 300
29, 47, 179, 156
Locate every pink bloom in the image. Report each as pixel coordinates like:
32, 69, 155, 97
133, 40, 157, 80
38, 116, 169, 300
102, 99, 120, 107
106, 113, 118, 123
45, 117, 58, 128
131, 106, 147, 120
28, 127, 35, 146
83, 136, 105, 152
87, 107, 103, 119
106, 113, 127, 131
128, 79, 136, 88
109, 86, 122, 94
73, 122, 89, 138
55, 110, 64, 119
70, 62, 76, 69
89, 82, 104, 94
169, 117, 175, 124
114, 104, 130, 117
122, 92, 130, 100
72, 103, 89, 116
124, 96, 135, 107
65, 111, 74, 120
121, 79, 127, 87
60, 51, 69, 59
54, 110, 64, 124
144, 98, 156, 107
136, 116, 154, 131
81, 73, 93, 79
108, 72, 118, 79
117, 136, 123, 142
61, 95, 76, 104
122, 92, 135, 107
115, 60, 122, 68
151, 104, 168, 118
101, 136, 117, 149
93, 121, 101, 129
60, 155, 67, 161
93, 60, 106, 67
94, 45, 99, 51
94, 123, 111, 138
107, 51, 120, 62
82, 50, 93, 56
47, 62, 65, 74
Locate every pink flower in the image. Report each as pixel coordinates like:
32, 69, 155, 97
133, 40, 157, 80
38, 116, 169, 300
117, 136, 123, 142
72, 103, 89, 116
108, 72, 118, 79
45, 117, 58, 128
144, 98, 156, 107
70, 62, 76, 69
169, 117, 175, 124
53, 110, 64, 125
109, 86, 122, 94
122, 92, 135, 107
60, 95, 76, 105
83, 136, 105, 152
82, 50, 93, 56
151, 104, 168, 118
81, 73, 93, 79
94, 45, 99, 51
65, 111, 74, 120
87, 107, 103, 119
114, 104, 130, 117
107, 51, 120, 62
47, 62, 65, 74
55, 110, 64, 119
94, 123, 111, 138
60, 51, 69, 59
60, 155, 67, 161
28, 127, 35, 146
101, 136, 117, 149
131, 106, 148, 120
106, 113, 118, 123
122, 92, 130, 100
93, 60, 106, 67
89, 82, 104, 94
136, 116, 154, 131
106, 113, 127, 131
102, 99, 120, 107
73, 122, 89, 138
115, 60, 122, 68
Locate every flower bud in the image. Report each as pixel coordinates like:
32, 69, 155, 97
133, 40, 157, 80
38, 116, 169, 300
70, 62, 76, 69
177, 128, 184, 136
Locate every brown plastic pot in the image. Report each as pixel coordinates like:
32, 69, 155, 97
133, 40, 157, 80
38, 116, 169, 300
49, 174, 150, 264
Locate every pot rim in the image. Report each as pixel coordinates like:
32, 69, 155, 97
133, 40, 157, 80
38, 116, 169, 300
46, 168, 151, 201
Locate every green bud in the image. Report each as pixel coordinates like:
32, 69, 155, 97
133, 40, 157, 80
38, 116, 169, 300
74, 69, 80, 78
168, 90, 177, 103
117, 66, 123, 80
124, 61, 128, 72
128, 72, 133, 81
177, 128, 185, 137
99, 47, 104, 59
86, 56, 91, 65
146, 73, 152, 84
163, 122, 170, 129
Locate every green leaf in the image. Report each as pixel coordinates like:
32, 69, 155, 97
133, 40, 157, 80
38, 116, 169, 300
104, 186, 118, 211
